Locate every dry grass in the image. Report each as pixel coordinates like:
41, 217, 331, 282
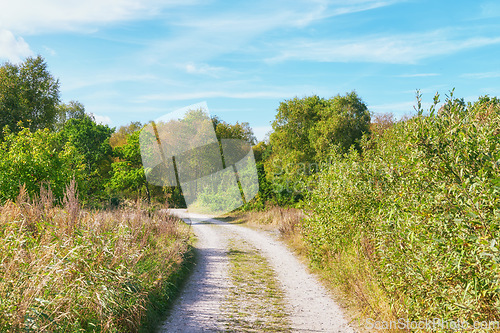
227, 207, 306, 255
228, 207, 402, 333
0, 183, 191, 332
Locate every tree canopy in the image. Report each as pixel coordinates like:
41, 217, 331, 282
0, 56, 60, 135
262, 92, 371, 203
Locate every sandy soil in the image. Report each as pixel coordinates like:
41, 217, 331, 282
159, 210, 354, 333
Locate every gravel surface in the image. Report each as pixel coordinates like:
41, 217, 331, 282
160, 210, 354, 333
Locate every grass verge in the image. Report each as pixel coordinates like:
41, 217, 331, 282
222, 238, 291, 332
226, 207, 400, 333
0, 183, 193, 332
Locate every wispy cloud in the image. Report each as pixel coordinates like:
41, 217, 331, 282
181, 62, 230, 78
267, 30, 500, 64
42, 46, 57, 56
480, 1, 500, 18
137, 90, 300, 102
0, 0, 199, 34
461, 71, 500, 79
397, 73, 440, 77
0, 29, 32, 62
141, 0, 404, 65
61, 73, 174, 92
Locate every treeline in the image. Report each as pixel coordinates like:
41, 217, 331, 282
248, 92, 371, 207
0, 56, 255, 208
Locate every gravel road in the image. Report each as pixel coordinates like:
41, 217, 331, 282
159, 209, 354, 333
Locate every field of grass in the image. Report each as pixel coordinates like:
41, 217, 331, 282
0, 182, 193, 332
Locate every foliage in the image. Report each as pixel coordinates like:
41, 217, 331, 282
55, 100, 86, 130
304, 92, 500, 325
110, 121, 142, 148
212, 116, 256, 145
0, 127, 84, 202
0, 56, 60, 135
263, 92, 370, 205
60, 115, 114, 199
108, 130, 152, 202
309, 91, 371, 158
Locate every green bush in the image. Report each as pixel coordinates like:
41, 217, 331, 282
0, 127, 85, 202
305, 93, 500, 323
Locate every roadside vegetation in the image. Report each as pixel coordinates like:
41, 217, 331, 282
243, 91, 500, 331
305, 93, 500, 328
0, 183, 192, 332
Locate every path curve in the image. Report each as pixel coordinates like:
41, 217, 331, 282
160, 209, 354, 333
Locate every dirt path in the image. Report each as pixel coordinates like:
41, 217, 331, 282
159, 210, 354, 333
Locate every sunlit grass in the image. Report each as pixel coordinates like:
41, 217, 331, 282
0, 182, 192, 332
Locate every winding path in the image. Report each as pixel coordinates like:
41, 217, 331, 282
159, 209, 354, 333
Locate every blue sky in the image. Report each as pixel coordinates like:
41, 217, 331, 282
1, 0, 499, 140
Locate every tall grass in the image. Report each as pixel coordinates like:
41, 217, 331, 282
0, 182, 191, 332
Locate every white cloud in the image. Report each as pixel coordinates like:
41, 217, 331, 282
138, 90, 299, 101
141, 0, 404, 65
252, 125, 273, 141
61, 73, 166, 92
397, 73, 440, 77
267, 30, 500, 64
92, 114, 112, 125
0, 0, 198, 34
461, 71, 500, 79
0, 29, 33, 62
182, 62, 228, 78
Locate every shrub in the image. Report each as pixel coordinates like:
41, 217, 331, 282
0, 127, 85, 202
305, 93, 500, 324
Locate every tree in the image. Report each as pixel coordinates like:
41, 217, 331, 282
212, 116, 256, 145
108, 130, 151, 202
309, 91, 371, 159
60, 115, 114, 198
269, 95, 324, 163
109, 121, 142, 148
55, 100, 86, 129
0, 56, 60, 135
264, 92, 371, 203
0, 127, 84, 202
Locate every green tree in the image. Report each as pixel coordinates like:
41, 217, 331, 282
55, 100, 86, 129
264, 92, 370, 203
309, 91, 371, 159
108, 130, 152, 202
109, 121, 142, 148
212, 116, 256, 144
0, 127, 84, 202
60, 115, 114, 198
0, 56, 60, 135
